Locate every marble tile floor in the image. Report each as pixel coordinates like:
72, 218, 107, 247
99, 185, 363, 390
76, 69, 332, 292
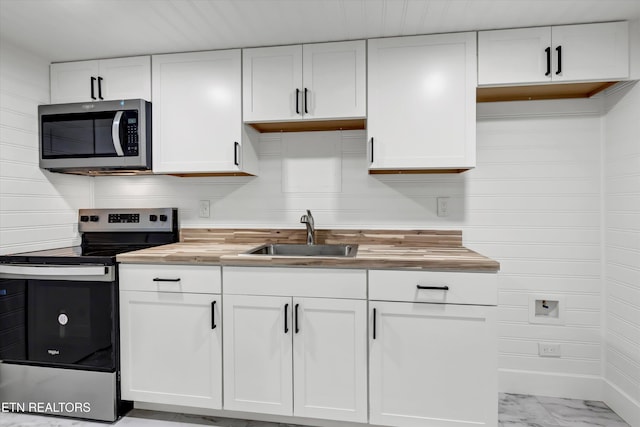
0, 393, 631, 427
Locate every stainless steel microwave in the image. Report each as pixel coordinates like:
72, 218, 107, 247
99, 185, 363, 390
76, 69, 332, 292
39, 99, 151, 174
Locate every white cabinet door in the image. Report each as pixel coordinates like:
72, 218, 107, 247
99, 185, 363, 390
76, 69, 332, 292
478, 22, 629, 86
302, 41, 366, 120
120, 291, 221, 409
50, 60, 99, 103
478, 27, 552, 85
243, 45, 303, 122
50, 57, 150, 103
223, 294, 293, 416
293, 298, 367, 423
98, 56, 151, 101
552, 22, 629, 82
370, 302, 497, 427
368, 32, 476, 172
152, 50, 257, 174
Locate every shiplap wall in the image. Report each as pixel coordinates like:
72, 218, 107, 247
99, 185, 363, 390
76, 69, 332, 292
0, 39, 92, 254
604, 81, 640, 425
94, 99, 605, 397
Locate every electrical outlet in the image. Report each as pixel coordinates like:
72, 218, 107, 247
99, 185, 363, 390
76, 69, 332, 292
437, 197, 449, 217
538, 343, 561, 357
198, 200, 210, 218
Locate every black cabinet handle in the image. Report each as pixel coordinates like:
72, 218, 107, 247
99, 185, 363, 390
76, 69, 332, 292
295, 88, 300, 114
545, 47, 551, 76
304, 88, 308, 114
372, 308, 377, 340
233, 141, 239, 166
97, 76, 104, 100
417, 285, 449, 291
284, 303, 289, 333
295, 303, 300, 333
370, 137, 374, 163
555, 45, 562, 75
90, 77, 97, 100
152, 277, 181, 282
211, 300, 217, 329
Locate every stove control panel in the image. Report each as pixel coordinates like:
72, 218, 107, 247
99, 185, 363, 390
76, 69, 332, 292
78, 208, 177, 232
109, 213, 140, 223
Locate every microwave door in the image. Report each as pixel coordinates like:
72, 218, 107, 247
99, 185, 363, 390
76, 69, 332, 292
111, 111, 125, 157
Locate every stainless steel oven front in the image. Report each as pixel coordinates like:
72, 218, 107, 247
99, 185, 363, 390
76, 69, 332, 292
0, 264, 124, 422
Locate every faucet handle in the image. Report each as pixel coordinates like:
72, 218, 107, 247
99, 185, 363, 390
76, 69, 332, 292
300, 214, 308, 223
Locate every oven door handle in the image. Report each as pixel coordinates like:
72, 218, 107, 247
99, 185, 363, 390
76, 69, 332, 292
0, 265, 108, 276
111, 111, 125, 157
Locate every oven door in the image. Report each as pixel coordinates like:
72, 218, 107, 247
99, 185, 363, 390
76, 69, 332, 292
28, 279, 114, 369
0, 264, 116, 371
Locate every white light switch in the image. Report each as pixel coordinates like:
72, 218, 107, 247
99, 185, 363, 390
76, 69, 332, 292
437, 197, 449, 217
199, 200, 210, 218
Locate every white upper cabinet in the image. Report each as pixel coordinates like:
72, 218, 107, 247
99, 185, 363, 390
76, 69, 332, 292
479, 21, 629, 86
243, 40, 366, 122
302, 41, 366, 120
243, 45, 302, 122
50, 56, 151, 103
367, 32, 477, 172
152, 50, 258, 175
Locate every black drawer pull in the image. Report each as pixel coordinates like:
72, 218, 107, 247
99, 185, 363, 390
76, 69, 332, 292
295, 303, 300, 333
284, 303, 289, 334
153, 278, 181, 282
372, 308, 377, 340
555, 45, 562, 75
90, 77, 97, 100
544, 47, 551, 76
417, 285, 449, 290
211, 300, 217, 329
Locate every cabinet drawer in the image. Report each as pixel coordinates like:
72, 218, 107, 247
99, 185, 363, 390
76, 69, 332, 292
119, 264, 220, 294
369, 270, 497, 306
223, 267, 366, 299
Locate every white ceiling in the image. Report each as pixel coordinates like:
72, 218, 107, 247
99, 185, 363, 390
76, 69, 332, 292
1, 0, 639, 62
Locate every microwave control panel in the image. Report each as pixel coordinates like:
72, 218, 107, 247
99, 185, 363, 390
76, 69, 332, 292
125, 115, 139, 156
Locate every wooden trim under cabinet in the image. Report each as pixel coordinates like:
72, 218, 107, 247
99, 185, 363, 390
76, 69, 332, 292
476, 81, 618, 102
247, 118, 366, 133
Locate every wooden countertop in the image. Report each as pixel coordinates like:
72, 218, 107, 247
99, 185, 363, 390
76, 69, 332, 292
116, 229, 499, 272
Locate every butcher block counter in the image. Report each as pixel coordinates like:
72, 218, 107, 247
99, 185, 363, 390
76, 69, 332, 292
116, 228, 500, 272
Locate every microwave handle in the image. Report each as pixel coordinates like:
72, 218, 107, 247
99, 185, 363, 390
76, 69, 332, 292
111, 111, 125, 157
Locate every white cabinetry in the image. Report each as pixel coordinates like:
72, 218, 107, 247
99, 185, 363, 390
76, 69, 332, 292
478, 21, 629, 85
152, 50, 258, 175
242, 40, 366, 122
368, 270, 498, 427
223, 267, 367, 423
367, 32, 476, 172
50, 56, 151, 103
119, 264, 222, 409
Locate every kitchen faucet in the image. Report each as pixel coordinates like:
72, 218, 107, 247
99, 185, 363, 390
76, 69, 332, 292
300, 209, 315, 245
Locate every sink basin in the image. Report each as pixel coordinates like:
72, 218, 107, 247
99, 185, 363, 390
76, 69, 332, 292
244, 243, 358, 257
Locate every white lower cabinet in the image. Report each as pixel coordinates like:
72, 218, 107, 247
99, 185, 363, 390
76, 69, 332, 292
119, 263, 498, 426
369, 270, 498, 427
222, 294, 293, 415
119, 264, 222, 409
223, 267, 368, 423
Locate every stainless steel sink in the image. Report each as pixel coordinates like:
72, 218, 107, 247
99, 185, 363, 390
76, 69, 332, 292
244, 243, 358, 257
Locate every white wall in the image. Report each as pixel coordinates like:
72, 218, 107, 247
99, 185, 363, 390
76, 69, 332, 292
603, 81, 640, 426
94, 100, 605, 399
0, 38, 91, 254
